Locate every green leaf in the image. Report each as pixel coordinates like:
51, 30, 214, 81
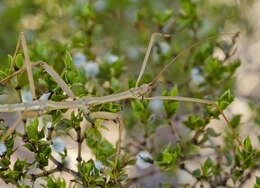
64, 51, 74, 70
128, 79, 136, 88
13, 158, 26, 172
0, 70, 8, 79
71, 83, 86, 97
162, 85, 179, 118
153, 9, 174, 24
23, 143, 36, 152
0, 158, 10, 168
156, 143, 181, 170
256, 176, 260, 185
8, 54, 13, 66
21, 177, 30, 188
81, 3, 94, 18
206, 128, 221, 137
46, 177, 66, 188
15, 53, 24, 69
201, 157, 214, 177
230, 114, 241, 129
218, 89, 234, 110
111, 77, 119, 91
243, 136, 252, 152
26, 118, 39, 141
204, 157, 213, 168
192, 169, 201, 177
184, 115, 208, 130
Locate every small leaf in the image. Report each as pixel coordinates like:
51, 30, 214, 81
244, 136, 252, 152
192, 169, 201, 177
230, 114, 241, 129
26, 118, 39, 141
207, 128, 221, 137
162, 85, 179, 118
15, 54, 24, 68
24, 143, 36, 152
64, 51, 74, 70
256, 176, 260, 185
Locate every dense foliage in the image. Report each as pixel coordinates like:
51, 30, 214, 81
0, 0, 260, 187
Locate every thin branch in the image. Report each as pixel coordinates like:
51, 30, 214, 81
49, 156, 78, 177
75, 126, 82, 164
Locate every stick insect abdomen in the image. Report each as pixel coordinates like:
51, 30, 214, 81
0, 100, 83, 112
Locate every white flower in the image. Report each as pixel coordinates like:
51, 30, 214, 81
85, 61, 99, 78
21, 90, 32, 102
39, 92, 53, 100
0, 143, 7, 155
106, 54, 119, 64
52, 138, 66, 153
90, 160, 105, 176
127, 46, 140, 60
94, 0, 106, 12
149, 100, 164, 113
159, 41, 171, 55
191, 68, 204, 83
136, 151, 154, 169
73, 52, 86, 67
94, 160, 105, 170
46, 122, 52, 129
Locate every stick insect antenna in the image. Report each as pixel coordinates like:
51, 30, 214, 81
150, 31, 240, 88
135, 33, 171, 88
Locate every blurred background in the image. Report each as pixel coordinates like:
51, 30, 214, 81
0, 0, 260, 187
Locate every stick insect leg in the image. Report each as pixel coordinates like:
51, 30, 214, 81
89, 111, 123, 173
4, 32, 36, 100
0, 111, 40, 142
0, 113, 25, 142
0, 62, 41, 85
3, 32, 36, 99
135, 33, 171, 88
8, 34, 22, 75
37, 61, 76, 99
20, 32, 36, 100
0, 60, 76, 99
144, 96, 243, 147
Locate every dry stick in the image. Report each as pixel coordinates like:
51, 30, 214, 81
144, 96, 242, 147
135, 33, 171, 88
75, 126, 82, 164
31, 167, 60, 179
20, 32, 36, 100
50, 156, 79, 177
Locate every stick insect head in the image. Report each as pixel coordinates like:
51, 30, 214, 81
136, 83, 152, 96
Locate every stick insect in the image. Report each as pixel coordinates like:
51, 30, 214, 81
0, 32, 242, 173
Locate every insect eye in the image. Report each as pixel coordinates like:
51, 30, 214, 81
146, 88, 151, 93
